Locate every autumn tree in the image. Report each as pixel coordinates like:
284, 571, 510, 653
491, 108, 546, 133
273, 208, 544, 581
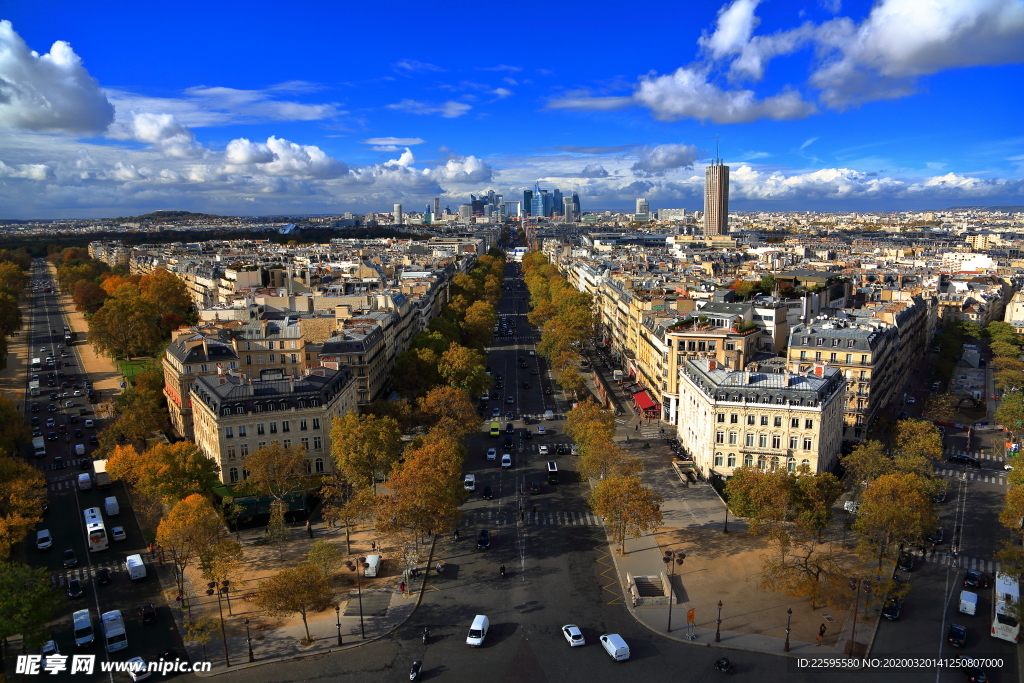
565, 400, 615, 458
73, 280, 108, 314
0, 563, 60, 650
139, 268, 195, 319
416, 386, 479, 437
590, 476, 663, 555
330, 411, 402, 491
252, 564, 334, 643
392, 346, 442, 397
0, 394, 30, 456
853, 473, 936, 569
244, 442, 314, 501
893, 419, 943, 471
307, 540, 346, 579
0, 455, 46, 561
841, 440, 892, 483
321, 481, 375, 553
577, 441, 644, 482
0, 262, 28, 294
198, 540, 245, 613
438, 343, 489, 395
376, 432, 464, 539
461, 300, 497, 349
88, 293, 162, 359
0, 287, 22, 338
185, 617, 218, 661
156, 494, 226, 596
1000, 486, 1024, 546
107, 441, 219, 504
794, 471, 843, 537
724, 467, 795, 535
758, 532, 849, 609
922, 392, 960, 423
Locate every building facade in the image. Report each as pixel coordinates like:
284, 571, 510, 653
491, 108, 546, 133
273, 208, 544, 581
703, 161, 730, 236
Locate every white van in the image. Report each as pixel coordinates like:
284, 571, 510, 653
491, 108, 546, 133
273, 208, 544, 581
124, 554, 146, 581
363, 554, 382, 578
73, 609, 95, 648
36, 529, 52, 550
959, 590, 978, 615
74, 444, 86, 457
104, 496, 119, 516
599, 633, 630, 661
466, 614, 489, 646
77, 473, 91, 491
544, 410, 554, 421
464, 474, 476, 491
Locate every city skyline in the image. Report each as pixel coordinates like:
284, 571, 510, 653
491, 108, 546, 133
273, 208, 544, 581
0, 0, 1022, 218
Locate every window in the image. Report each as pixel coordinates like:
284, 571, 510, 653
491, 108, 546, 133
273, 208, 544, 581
772, 435, 781, 449
245, 355, 252, 365
239, 443, 248, 456
789, 436, 799, 449
730, 413, 738, 424
725, 341, 735, 351
728, 432, 737, 445
229, 361, 238, 370
727, 453, 736, 467
225, 427, 233, 439
746, 415, 755, 425
743, 454, 753, 467
184, 365, 193, 374
791, 418, 800, 428
861, 355, 868, 364
313, 436, 322, 449
226, 446, 235, 459
802, 337, 809, 345
245, 342, 252, 351
787, 457, 796, 472
290, 340, 297, 350
816, 338, 823, 346
257, 423, 265, 435
803, 437, 813, 450
306, 353, 311, 361
831, 339, 839, 347
257, 355, 264, 365
799, 351, 806, 360
290, 354, 298, 364
238, 425, 247, 437
301, 437, 309, 450
758, 434, 767, 448
282, 421, 290, 433
257, 442, 266, 450
242, 467, 249, 480
717, 413, 725, 423
770, 456, 780, 471
312, 419, 320, 430
847, 339, 855, 348
283, 439, 291, 449
860, 370, 867, 379
814, 352, 822, 361
716, 431, 725, 444
315, 457, 325, 473
805, 419, 814, 429
305, 459, 312, 475
845, 354, 852, 363
222, 407, 232, 417
801, 459, 811, 469
229, 467, 239, 483
830, 353, 837, 362
199, 364, 209, 373
267, 403, 275, 412
757, 455, 766, 469
760, 415, 769, 426
269, 422, 277, 434
745, 433, 754, 447
774, 416, 782, 427
236, 406, 244, 415
300, 420, 307, 430
269, 354, 276, 363
715, 453, 723, 466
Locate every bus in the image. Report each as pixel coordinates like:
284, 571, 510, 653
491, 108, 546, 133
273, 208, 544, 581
100, 610, 127, 652
992, 572, 1020, 642
31, 357, 41, 372
29, 380, 39, 397
83, 507, 108, 552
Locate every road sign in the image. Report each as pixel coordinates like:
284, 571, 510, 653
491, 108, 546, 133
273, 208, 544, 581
686, 608, 695, 624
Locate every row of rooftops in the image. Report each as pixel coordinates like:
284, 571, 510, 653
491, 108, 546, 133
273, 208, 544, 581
190, 365, 354, 413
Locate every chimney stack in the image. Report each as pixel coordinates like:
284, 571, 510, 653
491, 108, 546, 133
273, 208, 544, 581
708, 359, 717, 371
813, 363, 825, 378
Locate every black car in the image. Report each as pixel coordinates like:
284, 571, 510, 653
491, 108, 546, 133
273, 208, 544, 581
506, 423, 515, 434
88, 435, 98, 445
528, 481, 541, 494
477, 530, 490, 550
30, 403, 39, 412
53, 456, 64, 469
69, 415, 78, 424
74, 429, 83, 437
30, 416, 39, 426
523, 382, 530, 389
139, 604, 157, 624
963, 569, 992, 589
555, 444, 567, 455
947, 623, 967, 647
949, 454, 980, 468
933, 490, 947, 503
66, 578, 83, 599
79, 457, 91, 471
505, 411, 514, 420
46, 431, 57, 441
897, 552, 914, 572
49, 392, 57, 400
95, 568, 110, 585
544, 387, 553, 394
881, 596, 901, 621
522, 429, 532, 440
929, 528, 944, 544
959, 657, 990, 683
481, 486, 493, 500
62, 549, 78, 568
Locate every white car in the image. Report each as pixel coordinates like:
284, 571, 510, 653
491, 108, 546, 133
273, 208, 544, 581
562, 624, 585, 647
464, 474, 476, 491
538, 445, 549, 456
501, 454, 512, 469
125, 657, 151, 682
907, 396, 916, 404
111, 527, 127, 542
84, 420, 94, 428
486, 448, 497, 461
537, 426, 546, 436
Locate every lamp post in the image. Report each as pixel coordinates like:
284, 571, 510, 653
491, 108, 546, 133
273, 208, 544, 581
206, 581, 230, 667
784, 608, 792, 652
661, 550, 686, 633
222, 580, 232, 616
715, 600, 723, 643
334, 604, 343, 646
244, 618, 254, 662
846, 576, 871, 658
723, 505, 729, 533
346, 558, 368, 639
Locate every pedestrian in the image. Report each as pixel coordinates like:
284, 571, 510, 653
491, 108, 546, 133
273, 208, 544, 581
399, 581, 405, 594
306, 520, 313, 538
817, 623, 826, 646
635, 424, 639, 432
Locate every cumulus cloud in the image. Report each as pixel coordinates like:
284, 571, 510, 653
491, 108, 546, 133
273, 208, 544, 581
699, 0, 762, 59
0, 20, 114, 132
580, 164, 610, 178
108, 112, 205, 158
386, 99, 472, 118
223, 136, 348, 178
427, 155, 493, 184
631, 143, 703, 176
0, 158, 54, 180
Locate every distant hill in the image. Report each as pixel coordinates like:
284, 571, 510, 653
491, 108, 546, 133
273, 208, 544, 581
117, 210, 225, 222
944, 205, 1024, 212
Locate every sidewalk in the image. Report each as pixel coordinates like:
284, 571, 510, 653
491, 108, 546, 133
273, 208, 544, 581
151, 522, 437, 675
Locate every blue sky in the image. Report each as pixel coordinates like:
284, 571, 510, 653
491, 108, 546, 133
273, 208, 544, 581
0, 0, 1022, 218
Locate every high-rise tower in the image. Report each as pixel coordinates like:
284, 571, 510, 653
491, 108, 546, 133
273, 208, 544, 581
703, 160, 729, 236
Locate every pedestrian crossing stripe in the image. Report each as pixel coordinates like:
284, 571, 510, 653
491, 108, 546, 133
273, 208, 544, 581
464, 510, 603, 526
943, 447, 1005, 463
51, 560, 122, 586
903, 548, 1001, 574
935, 469, 1007, 484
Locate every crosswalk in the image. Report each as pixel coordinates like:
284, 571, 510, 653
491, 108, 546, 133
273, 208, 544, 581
462, 509, 603, 527
901, 547, 1001, 574
934, 468, 1007, 485
944, 447, 1005, 464
51, 559, 122, 587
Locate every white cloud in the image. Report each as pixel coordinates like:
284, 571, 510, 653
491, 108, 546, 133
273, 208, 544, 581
0, 158, 53, 180
477, 65, 522, 72
223, 136, 348, 178
427, 155, 493, 184
183, 85, 343, 121
699, 0, 762, 59
372, 145, 402, 152
0, 20, 114, 132
393, 59, 444, 73
631, 143, 703, 176
580, 164, 610, 178
490, 88, 513, 99
362, 137, 426, 146
547, 95, 635, 112
108, 112, 205, 158
386, 100, 472, 118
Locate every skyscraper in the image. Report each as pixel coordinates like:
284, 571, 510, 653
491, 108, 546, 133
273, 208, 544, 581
635, 198, 649, 215
433, 197, 441, 216
553, 188, 563, 216
572, 192, 581, 218
563, 197, 575, 222
523, 189, 533, 217
393, 203, 403, 225
704, 160, 730, 236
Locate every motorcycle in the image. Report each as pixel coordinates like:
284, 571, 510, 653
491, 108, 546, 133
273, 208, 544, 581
410, 661, 422, 681
714, 658, 734, 674
422, 627, 429, 644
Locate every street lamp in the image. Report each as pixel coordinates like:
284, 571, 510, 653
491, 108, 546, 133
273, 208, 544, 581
346, 557, 368, 639
244, 618, 254, 662
715, 600, 723, 643
723, 505, 729, 533
222, 580, 232, 616
334, 604, 343, 646
206, 581, 230, 667
784, 608, 792, 652
661, 550, 686, 633
846, 576, 872, 658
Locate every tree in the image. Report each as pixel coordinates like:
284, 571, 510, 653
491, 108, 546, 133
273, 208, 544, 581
723, 468, 795, 535
184, 616, 218, 661
244, 442, 313, 501
461, 300, 497, 349
72, 280, 107, 314
140, 268, 195, 318
156, 494, 226, 597
0, 455, 46, 561
251, 564, 334, 643
576, 441, 643, 482
198, 539, 244, 590
565, 400, 615, 458
307, 540, 346, 579
922, 392, 959, 423
0, 394, 30, 456
841, 440, 892, 483
392, 346, 441, 397
758, 532, 849, 609
0, 262, 28, 294
330, 411, 402, 491
320, 481, 375, 554
1000, 485, 1024, 545
0, 563, 60, 651
376, 433, 464, 539
793, 471, 843, 537
557, 366, 587, 399
107, 441, 219, 504
265, 500, 289, 561
589, 476, 663, 555
416, 386, 479, 437
438, 343, 488, 395
853, 473, 936, 568
88, 293, 161, 359
0, 288, 22, 337
894, 419, 943, 469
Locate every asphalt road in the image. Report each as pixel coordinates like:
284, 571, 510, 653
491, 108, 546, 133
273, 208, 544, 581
20, 264, 181, 679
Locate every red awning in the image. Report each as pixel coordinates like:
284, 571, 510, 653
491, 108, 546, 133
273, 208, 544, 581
632, 391, 657, 411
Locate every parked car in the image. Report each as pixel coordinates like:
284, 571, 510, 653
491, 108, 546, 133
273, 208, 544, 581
881, 596, 902, 620
538, 445, 549, 455
111, 527, 127, 542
